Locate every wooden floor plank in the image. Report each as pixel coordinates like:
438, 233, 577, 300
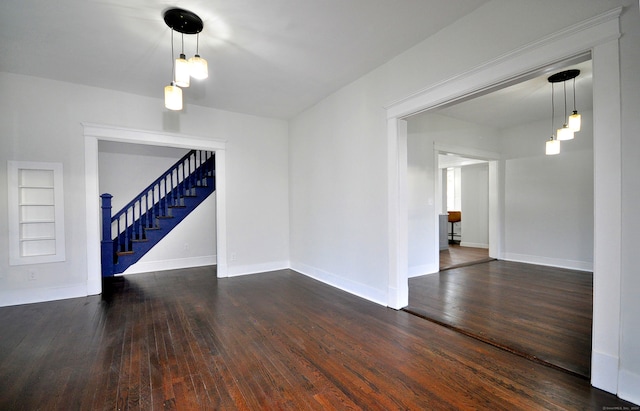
407, 259, 592, 378
0, 266, 633, 410
440, 244, 493, 270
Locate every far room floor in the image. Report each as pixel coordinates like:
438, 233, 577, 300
406, 258, 592, 378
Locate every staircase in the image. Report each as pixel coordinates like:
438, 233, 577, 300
100, 150, 215, 276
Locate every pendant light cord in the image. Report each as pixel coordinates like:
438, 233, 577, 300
551, 82, 555, 138
170, 29, 175, 82
563, 81, 568, 123
572, 77, 577, 112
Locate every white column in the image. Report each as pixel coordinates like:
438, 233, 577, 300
590, 38, 622, 394
387, 117, 408, 309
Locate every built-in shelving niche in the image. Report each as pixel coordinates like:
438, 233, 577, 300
8, 161, 65, 265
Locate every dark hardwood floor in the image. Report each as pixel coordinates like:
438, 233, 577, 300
440, 244, 493, 270
407, 260, 593, 378
0, 267, 631, 410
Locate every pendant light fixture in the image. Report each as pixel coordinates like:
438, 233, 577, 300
546, 69, 581, 153
163, 8, 206, 111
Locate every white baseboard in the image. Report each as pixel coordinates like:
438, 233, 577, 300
123, 255, 217, 275
459, 242, 489, 249
408, 263, 439, 278
124, 256, 289, 279
0, 283, 88, 307
291, 261, 387, 306
503, 252, 593, 272
226, 260, 290, 277
618, 369, 640, 405
591, 350, 619, 395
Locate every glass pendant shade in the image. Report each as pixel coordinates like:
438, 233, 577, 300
556, 125, 574, 141
189, 55, 208, 79
546, 138, 560, 155
568, 111, 581, 131
175, 54, 190, 87
164, 83, 183, 110
163, 9, 206, 110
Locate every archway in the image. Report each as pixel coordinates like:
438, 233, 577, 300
386, 8, 622, 393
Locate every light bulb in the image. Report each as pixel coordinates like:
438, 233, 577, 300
568, 111, 581, 131
546, 138, 560, 155
175, 54, 190, 88
556, 125, 574, 141
164, 83, 182, 110
189, 55, 209, 79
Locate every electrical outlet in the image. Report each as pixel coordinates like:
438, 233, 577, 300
230, 253, 237, 262
28, 271, 37, 281
184, 243, 190, 251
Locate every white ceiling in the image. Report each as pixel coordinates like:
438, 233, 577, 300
429, 60, 592, 168
425, 59, 593, 130
438, 154, 487, 169
0, 0, 489, 119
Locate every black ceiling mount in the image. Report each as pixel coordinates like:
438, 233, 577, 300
163, 8, 203, 34
548, 69, 580, 83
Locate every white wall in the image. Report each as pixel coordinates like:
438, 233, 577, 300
501, 113, 594, 270
408, 109, 593, 271
406, 128, 437, 278
98, 142, 189, 212
126, 193, 217, 274
0, 72, 289, 307
289, 72, 390, 303
461, 163, 489, 249
405, 113, 499, 277
289, 0, 638, 402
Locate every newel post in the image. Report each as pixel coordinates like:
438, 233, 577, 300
100, 193, 114, 277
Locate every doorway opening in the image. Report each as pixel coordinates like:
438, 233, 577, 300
386, 8, 623, 390
437, 153, 494, 271
98, 141, 217, 275
83, 123, 228, 296
403, 57, 594, 377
